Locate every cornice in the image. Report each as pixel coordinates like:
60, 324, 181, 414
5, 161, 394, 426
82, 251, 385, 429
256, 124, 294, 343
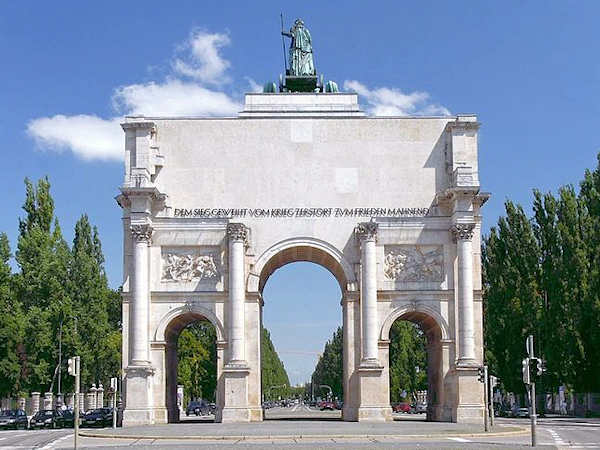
445, 120, 480, 132
121, 120, 156, 131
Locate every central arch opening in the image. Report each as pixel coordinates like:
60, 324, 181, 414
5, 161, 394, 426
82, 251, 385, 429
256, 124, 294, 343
256, 242, 349, 420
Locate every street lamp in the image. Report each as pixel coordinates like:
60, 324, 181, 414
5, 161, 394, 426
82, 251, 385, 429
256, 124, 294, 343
320, 384, 333, 400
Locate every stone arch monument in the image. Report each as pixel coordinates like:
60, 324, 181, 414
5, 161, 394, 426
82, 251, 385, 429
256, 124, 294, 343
116, 90, 489, 426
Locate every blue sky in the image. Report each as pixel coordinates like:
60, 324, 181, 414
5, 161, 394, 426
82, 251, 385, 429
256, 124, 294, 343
1, 1, 599, 384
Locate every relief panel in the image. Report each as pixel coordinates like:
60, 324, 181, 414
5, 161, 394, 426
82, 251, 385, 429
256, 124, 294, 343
160, 247, 222, 289
384, 245, 443, 282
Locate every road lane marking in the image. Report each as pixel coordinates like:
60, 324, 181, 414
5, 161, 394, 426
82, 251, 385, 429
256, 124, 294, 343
447, 437, 471, 442
38, 433, 73, 450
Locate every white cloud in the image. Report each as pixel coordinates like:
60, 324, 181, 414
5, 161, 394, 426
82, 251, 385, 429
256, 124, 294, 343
172, 30, 231, 85
344, 80, 450, 116
28, 29, 242, 161
27, 115, 123, 161
245, 77, 263, 93
112, 79, 240, 117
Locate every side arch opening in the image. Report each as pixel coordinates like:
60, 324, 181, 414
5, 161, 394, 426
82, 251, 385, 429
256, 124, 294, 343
163, 311, 220, 423
382, 308, 448, 422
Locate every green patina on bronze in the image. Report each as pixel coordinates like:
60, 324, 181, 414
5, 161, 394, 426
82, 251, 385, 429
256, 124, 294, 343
263, 18, 339, 93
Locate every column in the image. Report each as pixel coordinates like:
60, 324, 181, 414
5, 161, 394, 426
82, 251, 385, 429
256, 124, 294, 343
31, 392, 40, 415
130, 224, 152, 365
226, 223, 248, 366
452, 223, 476, 364
355, 222, 379, 365
97, 384, 104, 408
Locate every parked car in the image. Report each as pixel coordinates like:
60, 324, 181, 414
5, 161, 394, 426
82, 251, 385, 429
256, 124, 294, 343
515, 407, 530, 418
29, 410, 65, 429
185, 400, 210, 416
0, 409, 28, 430
393, 403, 412, 413
412, 403, 427, 414
82, 408, 114, 427
60, 409, 85, 428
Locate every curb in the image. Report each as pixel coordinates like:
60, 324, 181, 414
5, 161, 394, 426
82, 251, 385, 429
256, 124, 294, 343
80, 426, 528, 441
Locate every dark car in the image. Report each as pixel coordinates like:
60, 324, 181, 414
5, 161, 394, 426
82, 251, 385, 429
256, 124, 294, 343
0, 409, 28, 430
185, 400, 210, 416
60, 409, 84, 428
29, 410, 64, 429
82, 408, 114, 427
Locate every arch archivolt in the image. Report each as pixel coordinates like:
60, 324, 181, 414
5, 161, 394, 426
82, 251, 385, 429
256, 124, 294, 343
154, 303, 226, 343
380, 301, 451, 342
248, 237, 357, 292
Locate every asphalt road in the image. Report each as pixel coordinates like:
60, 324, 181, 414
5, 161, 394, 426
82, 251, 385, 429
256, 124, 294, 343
1, 409, 598, 449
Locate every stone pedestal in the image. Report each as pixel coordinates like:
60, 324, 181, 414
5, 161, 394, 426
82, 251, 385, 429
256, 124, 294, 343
122, 366, 155, 426
220, 366, 252, 423
43, 392, 53, 410
356, 365, 393, 422
97, 384, 104, 408
453, 366, 485, 423
31, 392, 40, 415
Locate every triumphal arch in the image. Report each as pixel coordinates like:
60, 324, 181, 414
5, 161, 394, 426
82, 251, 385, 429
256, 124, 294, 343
116, 22, 488, 426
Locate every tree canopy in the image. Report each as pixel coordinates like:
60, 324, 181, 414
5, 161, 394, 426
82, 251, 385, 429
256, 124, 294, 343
483, 153, 600, 393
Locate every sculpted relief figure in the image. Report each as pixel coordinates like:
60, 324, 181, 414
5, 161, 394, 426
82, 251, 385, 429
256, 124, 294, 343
162, 251, 219, 282
384, 246, 443, 282
282, 18, 316, 77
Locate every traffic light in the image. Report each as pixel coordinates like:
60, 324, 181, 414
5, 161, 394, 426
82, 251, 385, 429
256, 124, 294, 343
536, 358, 546, 377
68, 357, 76, 376
522, 358, 530, 384
477, 367, 485, 383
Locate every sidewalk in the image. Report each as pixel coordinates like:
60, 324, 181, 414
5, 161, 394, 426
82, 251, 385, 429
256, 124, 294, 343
80, 419, 526, 440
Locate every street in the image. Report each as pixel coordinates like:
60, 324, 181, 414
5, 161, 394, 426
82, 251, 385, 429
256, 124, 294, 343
2, 407, 598, 449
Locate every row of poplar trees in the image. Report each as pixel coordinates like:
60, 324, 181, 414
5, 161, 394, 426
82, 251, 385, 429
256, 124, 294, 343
177, 322, 290, 404
311, 323, 427, 402
483, 153, 600, 395
0, 178, 121, 398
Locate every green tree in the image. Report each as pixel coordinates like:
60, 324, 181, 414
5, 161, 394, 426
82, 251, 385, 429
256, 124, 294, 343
578, 154, 600, 390
389, 321, 427, 403
14, 178, 73, 392
261, 326, 290, 400
0, 233, 25, 397
311, 327, 343, 400
177, 320, 217, 404
69, 214, 121, 390
482, 201, 542, 394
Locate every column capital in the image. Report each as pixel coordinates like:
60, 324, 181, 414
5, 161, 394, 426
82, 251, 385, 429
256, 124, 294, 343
130, 224, 153, 244
227, 223, 249, 244
355, 221, 378, 242
450, 223, 475, 242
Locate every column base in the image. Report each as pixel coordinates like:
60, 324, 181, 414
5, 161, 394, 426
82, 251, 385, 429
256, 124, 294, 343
452, 365, 485, 425
122, 364, 155, 427
357, 406, 393, 422
152, 407, 168, 424
219, 363, 254, 423
457, 357, 479, 367
122, 408, 154, 427
356, 362, 392, 422
342, 405, 359, 421
220, 406, 263, 423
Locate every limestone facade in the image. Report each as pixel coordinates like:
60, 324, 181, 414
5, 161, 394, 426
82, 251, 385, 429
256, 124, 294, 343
116, 92, 489, 426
